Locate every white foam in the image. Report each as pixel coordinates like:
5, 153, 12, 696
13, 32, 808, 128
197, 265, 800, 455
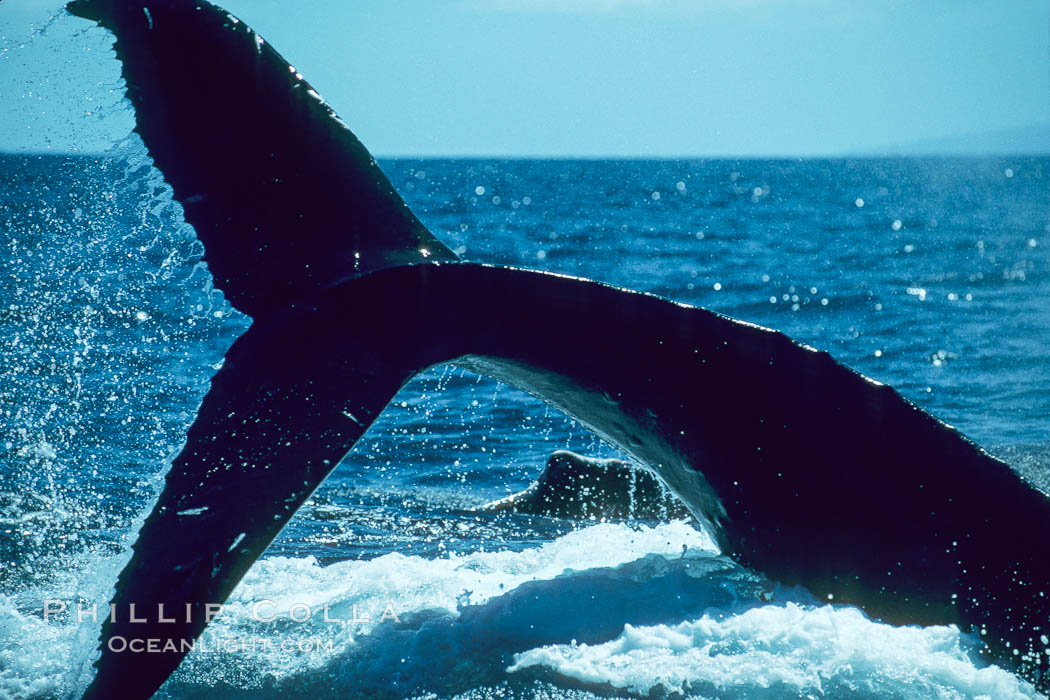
1, 521, 1039, 698
220, 519, 714, 630
509, 602, 1039, 699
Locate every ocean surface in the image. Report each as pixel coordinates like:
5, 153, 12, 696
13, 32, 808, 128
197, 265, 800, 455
1, 151, 1049, 699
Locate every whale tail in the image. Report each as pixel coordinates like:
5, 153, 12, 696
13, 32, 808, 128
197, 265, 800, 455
66, 1, 1050, 699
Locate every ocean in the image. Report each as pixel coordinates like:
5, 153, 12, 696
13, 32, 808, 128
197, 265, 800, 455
1, 151, 1049, 698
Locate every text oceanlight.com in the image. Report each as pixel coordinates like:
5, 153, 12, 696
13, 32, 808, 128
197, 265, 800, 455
104, 636, 338, 654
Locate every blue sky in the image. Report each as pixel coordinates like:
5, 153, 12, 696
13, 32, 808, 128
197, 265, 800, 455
1, 0, 1048, 156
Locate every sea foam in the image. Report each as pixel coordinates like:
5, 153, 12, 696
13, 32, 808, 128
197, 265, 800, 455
509, 602, 1037, 699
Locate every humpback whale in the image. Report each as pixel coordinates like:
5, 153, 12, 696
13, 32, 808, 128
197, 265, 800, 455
63, 0, 1049, 697
480, 450, 692, 521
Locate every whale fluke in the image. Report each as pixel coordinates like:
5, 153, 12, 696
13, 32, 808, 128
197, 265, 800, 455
66, 0, 454, 318
80, 261, 1050, 698
481, 450, 692, 521
64, 1, 1050, 698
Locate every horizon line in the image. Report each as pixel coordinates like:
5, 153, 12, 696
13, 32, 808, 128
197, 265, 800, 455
3, 149, 1049, 160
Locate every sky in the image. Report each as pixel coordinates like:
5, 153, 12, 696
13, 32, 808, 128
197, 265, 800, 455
1, 0, 1048, 156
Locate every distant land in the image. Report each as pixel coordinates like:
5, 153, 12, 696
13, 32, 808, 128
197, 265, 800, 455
861, 123, 1050, 157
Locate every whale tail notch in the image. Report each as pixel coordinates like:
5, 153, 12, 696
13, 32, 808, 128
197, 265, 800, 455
67, 0, 455, 318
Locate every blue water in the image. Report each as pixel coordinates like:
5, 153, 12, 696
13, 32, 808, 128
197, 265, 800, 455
1, 151, 1048, 699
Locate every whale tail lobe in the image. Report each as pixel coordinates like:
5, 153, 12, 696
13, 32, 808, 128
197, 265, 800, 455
67, 0, 455, 318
